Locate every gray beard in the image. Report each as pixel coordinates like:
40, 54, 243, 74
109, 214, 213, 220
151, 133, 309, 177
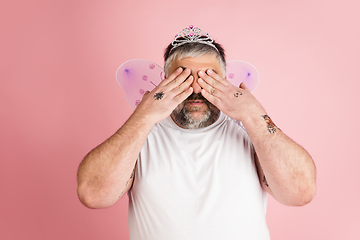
172, 93, 220, 129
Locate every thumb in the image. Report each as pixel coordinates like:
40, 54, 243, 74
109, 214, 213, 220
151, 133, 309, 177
142, 90, 150, 99
239, 82, 250, 92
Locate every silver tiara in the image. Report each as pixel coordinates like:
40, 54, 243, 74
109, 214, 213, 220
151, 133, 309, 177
171, 25, 218, 52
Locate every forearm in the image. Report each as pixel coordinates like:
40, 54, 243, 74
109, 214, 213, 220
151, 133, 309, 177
77, 67, 194, 208
196, 70, 316, 205
77, 111, 154, 208
243, 112, 317, 206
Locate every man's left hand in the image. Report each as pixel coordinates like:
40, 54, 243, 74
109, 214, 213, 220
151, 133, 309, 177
198, 69, 265, 122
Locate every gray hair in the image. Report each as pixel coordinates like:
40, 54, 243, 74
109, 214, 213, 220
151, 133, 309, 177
164, 42, 226, 77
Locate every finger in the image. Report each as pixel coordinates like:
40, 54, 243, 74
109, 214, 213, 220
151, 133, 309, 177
198, 70, 226, 92
206, 69, 231, 87
162, 69, 191, 92
239, 82, 250, 92
174, 87, 194, 104
198, 78, 221, 99
167, 68, 192, 89
200, 88, 221, 108
151, 73, 193, 102
142, 90, 150, 99
173, 75, 194, 94
158, 67, 184, 86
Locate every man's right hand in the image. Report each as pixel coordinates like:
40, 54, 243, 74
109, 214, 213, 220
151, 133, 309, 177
134, 67, 194, 124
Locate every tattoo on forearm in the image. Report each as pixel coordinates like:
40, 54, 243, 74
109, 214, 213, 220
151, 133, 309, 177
263, 175, 269, 187
262, 115, 277, 134
125, 168, 135, 186
119, 168, 136, 199
154, 91, 164, 100
234, 91, 242, 98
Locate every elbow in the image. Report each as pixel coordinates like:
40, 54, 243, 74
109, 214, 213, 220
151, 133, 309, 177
292, 183, 317, 207
302, 184, 317, 206
290, 166, 318, 206
277, 181, 317, 207
77, 184, 98, 209
77, 184, 111, 209
77, 182, 119, 209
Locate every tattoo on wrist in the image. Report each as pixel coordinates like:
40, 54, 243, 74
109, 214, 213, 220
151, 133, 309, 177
263, 175, 269, 187
262, 115, 277, 134
154, 91, 164, 100
234, 91, 242, 98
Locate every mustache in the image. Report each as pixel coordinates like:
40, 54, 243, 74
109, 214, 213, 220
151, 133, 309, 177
185, 93, 207, 102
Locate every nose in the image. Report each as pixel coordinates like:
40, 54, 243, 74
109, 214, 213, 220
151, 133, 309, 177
191, 74, 202, 93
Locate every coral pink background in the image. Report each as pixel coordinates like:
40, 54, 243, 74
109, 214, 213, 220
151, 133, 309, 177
1, 0, 359, 239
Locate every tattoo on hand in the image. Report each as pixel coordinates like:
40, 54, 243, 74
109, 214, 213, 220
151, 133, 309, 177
263, 175, 269, 187
262, 115, 277, 134
154, 91, 164, 100
234, 91, 242, 98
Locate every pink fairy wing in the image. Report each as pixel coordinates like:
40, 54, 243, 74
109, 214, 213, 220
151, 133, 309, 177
226, 61, 259, 92
116, 59, 165, 110
116, 59, 259, 109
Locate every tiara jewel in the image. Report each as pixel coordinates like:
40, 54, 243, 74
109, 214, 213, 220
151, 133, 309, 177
171, 25, 218, 52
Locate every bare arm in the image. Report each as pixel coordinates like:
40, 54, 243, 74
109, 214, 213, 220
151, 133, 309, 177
198, 70, 316, 206
77, 111, 154, 209
77, 68, 194, 209
251, 119, 316, 206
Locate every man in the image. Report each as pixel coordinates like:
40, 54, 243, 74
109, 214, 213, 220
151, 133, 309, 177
77, 26, 317, 240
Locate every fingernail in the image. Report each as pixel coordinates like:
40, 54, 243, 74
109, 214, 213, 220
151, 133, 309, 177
176, 68, 183, 73
198, 71, 204, 76
207, 69, 213, 74
185, 68, 191, 74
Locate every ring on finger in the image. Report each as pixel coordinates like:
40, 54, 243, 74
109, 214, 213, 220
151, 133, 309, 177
211, 87, 216, 94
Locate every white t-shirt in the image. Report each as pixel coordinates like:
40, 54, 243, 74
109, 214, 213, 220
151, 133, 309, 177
128, 112, 270, 240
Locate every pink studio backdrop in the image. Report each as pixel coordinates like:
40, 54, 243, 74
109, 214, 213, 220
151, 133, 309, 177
1, 0, 359, 239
